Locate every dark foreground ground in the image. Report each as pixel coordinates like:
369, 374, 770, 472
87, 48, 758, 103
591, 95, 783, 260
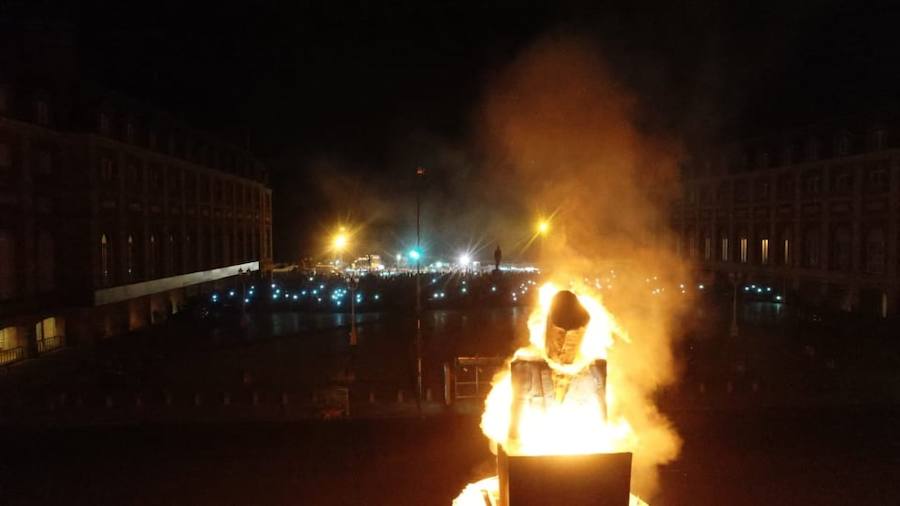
1, 406, 898, 506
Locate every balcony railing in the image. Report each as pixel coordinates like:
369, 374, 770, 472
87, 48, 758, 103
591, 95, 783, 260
37, 335, 65, 354
0, 347, 25, 366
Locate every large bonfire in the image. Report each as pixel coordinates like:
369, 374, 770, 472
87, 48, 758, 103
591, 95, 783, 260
453, 282, 649, 506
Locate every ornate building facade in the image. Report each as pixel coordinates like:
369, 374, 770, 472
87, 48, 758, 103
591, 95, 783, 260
0, 29, 273, 364
675, 120, 898, 318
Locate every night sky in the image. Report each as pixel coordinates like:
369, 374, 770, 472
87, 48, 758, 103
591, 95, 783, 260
13, 0, 900, 261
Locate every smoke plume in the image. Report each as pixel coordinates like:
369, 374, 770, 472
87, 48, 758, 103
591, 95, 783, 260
477, 34, 690, 499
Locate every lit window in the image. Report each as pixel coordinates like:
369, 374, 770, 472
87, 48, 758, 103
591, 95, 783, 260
783, 239, 791, 265
761, 239, 769, 265
740, 237, 748, 263
704, 237, 712, 261
721, 237, 729, 262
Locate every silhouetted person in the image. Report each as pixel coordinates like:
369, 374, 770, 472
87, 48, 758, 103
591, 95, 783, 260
494, 245, 502, 273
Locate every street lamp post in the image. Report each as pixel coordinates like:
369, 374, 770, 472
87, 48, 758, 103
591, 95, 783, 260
347, 275, 359, 346
728, 271, 742, 337
415, 167, 426, 411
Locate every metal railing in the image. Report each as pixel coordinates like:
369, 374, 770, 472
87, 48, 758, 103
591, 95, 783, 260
0, 346, 25, 366
37, 335, 65, 354
454, 356, 505, 400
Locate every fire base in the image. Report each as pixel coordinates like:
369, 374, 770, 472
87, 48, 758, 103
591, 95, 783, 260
497, 446, 632, 506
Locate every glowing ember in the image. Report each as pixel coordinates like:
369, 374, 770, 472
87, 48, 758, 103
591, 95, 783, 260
453, 282, 648, 505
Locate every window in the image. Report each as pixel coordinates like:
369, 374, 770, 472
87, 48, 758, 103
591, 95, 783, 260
127, 235, 135, 280
806, 137, 819, 161
99, 112, 110, 134
739, 237, 748, 263
0, 230, 15, 299
720, 236, 729, 262
761, 239, 769, 265
100, 157, 116, 183
782, 145, 794, 166
100, 234, 110, 285
873, 129, 886, 150
833, 168, 853, 195
37, 231, 55, 292
0, 326, 14, 350
865, 164, 889, 193
777, 174, 795, 200
169, 234, 177, 275
37, 151, 52, 175
865, 229, 886, 274
804, 228, 820, 268
803, 171, 822, 196
0, 143, 10, 173
836, 134, 850, 156
704, 237, 712, 261
35, 99, 49, 125
149, 234, 159, 277
754, 179, 770, 202
831, 227, 852, 271
783, 238, 791, 265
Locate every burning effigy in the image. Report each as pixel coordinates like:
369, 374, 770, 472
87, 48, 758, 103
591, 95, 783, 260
453, 283, 649, 506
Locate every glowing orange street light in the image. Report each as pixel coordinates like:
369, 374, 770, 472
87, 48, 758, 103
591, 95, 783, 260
536, 220, 550, 236
332, 232, 348, 251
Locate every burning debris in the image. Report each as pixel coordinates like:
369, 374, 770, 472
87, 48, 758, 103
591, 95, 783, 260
453, 284, 649, 506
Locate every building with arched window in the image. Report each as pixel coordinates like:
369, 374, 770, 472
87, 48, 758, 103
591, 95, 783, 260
0, 34, 273, 363
675, 120, 900, 318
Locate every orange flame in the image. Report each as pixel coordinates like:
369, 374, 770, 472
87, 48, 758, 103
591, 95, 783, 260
453, 283, 649, 505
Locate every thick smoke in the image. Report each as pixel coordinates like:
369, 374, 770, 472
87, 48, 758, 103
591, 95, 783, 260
478, 34, 690, 498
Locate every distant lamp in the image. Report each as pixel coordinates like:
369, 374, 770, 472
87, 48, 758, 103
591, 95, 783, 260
537, 220, 550, 235
408, 249, 422, 261
332, 232, 348, 251
458, 254, 471, 266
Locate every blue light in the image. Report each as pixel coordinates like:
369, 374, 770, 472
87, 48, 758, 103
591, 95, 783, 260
271, 283, 276, 289
301, 290, 307, 295
244, 298, 250, 304
292, 295, 298, 300
408, 249, 421, 261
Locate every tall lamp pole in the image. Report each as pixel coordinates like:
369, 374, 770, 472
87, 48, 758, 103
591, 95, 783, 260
415, 167, 425, 410
729, 271, 742, 337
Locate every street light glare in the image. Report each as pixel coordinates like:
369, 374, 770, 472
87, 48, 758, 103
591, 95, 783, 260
537, 220, 550, 235
458, 254, 471, 266
333, 232, 348, 251
408, 249, 421, 261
